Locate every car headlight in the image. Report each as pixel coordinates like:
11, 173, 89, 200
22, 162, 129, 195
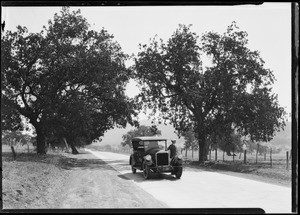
177, 154, 183, 160
145, 155, 152, 161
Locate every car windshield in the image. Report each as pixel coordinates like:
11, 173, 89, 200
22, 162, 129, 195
144, 140, 166, 151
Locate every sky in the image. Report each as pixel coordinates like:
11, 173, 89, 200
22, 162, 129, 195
1, 3, 292, 120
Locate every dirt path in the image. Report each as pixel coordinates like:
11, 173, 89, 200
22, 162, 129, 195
54, 152, 168, 208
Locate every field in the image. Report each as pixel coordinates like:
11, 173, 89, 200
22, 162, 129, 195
184, 149, 291, 169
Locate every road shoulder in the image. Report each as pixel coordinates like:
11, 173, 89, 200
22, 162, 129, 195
55, 151, 168, 208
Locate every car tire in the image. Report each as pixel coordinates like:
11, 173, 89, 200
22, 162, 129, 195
130, 157, 136, 174
175, 166, 183, 179
143, 162, 151, 179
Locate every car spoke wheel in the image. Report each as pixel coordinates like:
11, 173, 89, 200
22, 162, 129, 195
175, 166, 183, 179
143, 162, 151, 179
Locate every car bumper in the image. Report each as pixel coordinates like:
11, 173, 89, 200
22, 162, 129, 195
149, 165, 177, 173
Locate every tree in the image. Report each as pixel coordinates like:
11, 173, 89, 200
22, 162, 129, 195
1, 7, 138, 154
1, 25, 48, 154
134, 22, 286, 162
2, 130, 34, 158
217, 132, 243, 155
2, 130, 28, 146
121, 125, 162, 147
182, 128, 198, 157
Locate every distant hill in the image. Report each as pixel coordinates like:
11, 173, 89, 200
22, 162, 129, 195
261, 121, 292, 150
99, 119, 292, 150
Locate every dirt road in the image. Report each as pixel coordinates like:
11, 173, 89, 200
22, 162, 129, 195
54, 152, 168, 208
86, 149, 292, 213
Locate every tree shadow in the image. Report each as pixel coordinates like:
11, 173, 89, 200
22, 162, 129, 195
1, 151, 63, 163
1, 151, 115, 171
56, 157, 115, 171
185, 160, 264, 174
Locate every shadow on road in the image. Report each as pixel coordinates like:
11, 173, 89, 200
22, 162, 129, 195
117, 172, 178, 183
102, 160, 129, 165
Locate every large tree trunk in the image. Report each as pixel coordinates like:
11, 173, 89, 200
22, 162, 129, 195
70, 143, 79, 154
198, 131, 208, 162
35, 123, 46, 154
64, 138, 79, 154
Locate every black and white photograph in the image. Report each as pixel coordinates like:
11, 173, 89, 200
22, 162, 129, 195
1, 1, 297, 213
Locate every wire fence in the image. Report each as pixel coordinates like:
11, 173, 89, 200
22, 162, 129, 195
182, 148, 292, 170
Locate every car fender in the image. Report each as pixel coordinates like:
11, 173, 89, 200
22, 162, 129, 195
172, 155, 183, 166
129, 155, 136, 165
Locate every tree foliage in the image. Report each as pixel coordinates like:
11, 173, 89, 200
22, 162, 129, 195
134, 22, 286, 162
2, 130, 33, 147
182, 128, 198, 150
121, 125, 162, 147
1, 7, 138, 154
216, 132, 243, 155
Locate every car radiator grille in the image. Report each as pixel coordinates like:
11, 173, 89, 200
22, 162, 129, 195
156, 153, 169, 166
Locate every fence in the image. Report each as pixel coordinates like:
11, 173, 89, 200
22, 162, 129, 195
182, 148, 292, 170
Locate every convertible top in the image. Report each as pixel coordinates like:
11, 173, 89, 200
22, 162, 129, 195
132, 136, 167, 142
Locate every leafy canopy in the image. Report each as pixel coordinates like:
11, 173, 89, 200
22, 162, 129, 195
121, 125, 162, 147
134, 22, 286, 161
1, 7, 138, 153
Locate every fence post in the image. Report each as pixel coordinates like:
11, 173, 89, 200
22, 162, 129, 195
256, 143, 259, 164
264, 153, 266, 161
270, 148, 272, 167
209, 148, 211, 160
244, 150, 247, 164
223, 151, 225, 162
286, 151, 289, 170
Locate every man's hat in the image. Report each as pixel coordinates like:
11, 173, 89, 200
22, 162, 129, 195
171, 139, 176, 142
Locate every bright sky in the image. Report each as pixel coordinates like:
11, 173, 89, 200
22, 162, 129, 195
1, 3, 292, 119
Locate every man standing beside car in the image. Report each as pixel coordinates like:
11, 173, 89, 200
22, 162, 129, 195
168, 139, 177, 159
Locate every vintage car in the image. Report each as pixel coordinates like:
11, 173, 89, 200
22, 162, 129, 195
129, 136, 183, 179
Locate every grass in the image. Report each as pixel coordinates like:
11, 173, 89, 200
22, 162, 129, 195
183, 149, 292, 187
1, 145, 71, 209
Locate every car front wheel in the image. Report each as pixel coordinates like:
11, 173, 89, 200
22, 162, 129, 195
175, 166, 183, 179
143, 162, 151, 179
